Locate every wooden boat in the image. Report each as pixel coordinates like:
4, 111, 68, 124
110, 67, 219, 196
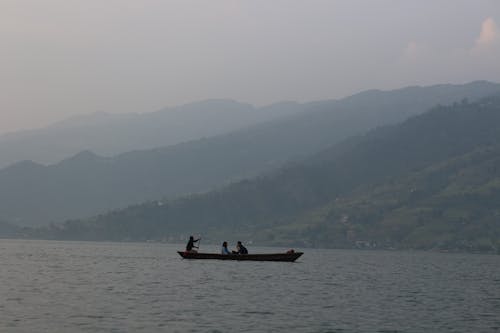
177, 251, 303, 262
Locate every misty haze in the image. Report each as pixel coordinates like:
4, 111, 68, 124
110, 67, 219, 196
1, 1, 500, 332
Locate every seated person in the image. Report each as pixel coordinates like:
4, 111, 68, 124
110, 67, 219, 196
185, 235, 200, 253
232, 241, 248, 254
221, 241, 230, 255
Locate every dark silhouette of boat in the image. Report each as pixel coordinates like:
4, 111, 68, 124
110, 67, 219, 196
177, 251, 303, 262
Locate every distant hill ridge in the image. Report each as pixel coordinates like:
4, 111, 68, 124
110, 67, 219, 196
0, 99, 302, 168
1, 81, 499, 170
0, 81, 499, 227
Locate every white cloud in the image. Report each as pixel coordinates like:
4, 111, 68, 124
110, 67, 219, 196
404, 17, 500, 59
470, 18, 500, 62
476, 17, 499, 47
399, 17, 500, 86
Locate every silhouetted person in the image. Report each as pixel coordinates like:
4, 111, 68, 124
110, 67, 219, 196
221, 241, 230, 255
185, 236, 200, 252
233, 241, 248, 254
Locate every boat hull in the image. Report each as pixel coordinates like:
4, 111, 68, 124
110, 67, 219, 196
177, 251, 303, 262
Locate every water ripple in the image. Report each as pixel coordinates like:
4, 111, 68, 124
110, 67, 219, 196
0, 240, 499, 332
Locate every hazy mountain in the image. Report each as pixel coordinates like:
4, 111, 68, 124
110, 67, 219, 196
41, 95, 500, 252
1, 82, 500, 227
0, 99, 302, 169
1, 81, 499, 170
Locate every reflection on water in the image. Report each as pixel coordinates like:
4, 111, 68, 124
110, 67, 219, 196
1, 240, 499, 332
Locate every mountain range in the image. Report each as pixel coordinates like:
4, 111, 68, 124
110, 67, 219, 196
38, 95, 500, 253
1, 81, 500, 230
0, 99, 302, 169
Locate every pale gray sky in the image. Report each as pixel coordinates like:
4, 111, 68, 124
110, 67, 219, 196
1, 0, 499, 133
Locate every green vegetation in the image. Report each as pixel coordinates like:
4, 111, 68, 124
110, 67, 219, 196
265, 146, 500, 252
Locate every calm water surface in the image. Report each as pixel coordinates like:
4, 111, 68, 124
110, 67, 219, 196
0, 239, 499, 332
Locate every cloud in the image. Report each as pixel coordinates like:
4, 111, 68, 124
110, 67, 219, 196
403, 17, 500, 61
399, 17, 500, 85
475, 17, 499, 48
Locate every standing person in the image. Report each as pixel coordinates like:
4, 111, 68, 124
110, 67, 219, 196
235, 241, 248, 254
185, 236, 200, 253
221, 241, 230, 255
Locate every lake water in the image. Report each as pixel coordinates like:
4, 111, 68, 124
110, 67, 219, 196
0, 239, 499, 332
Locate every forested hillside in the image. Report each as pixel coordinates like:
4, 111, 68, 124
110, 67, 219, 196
38, 96, 500, 252
262, 145, 500, 252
